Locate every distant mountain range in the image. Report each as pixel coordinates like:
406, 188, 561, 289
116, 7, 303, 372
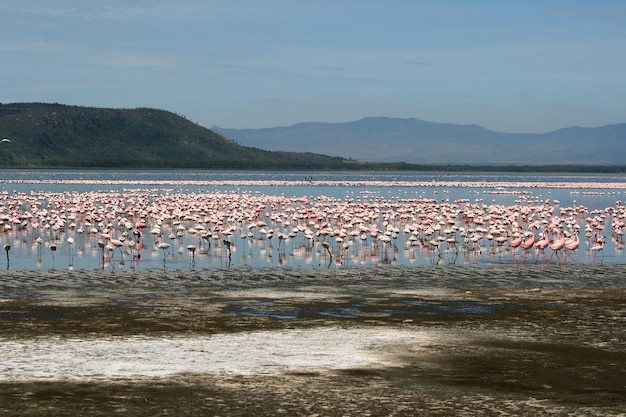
214, 117, 626, 165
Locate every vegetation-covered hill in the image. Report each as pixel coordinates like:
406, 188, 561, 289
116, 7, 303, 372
2, 103, 625, 172
0, 103, 347, 169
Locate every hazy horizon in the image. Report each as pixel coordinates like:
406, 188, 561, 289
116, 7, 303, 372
2, 1, 625, 134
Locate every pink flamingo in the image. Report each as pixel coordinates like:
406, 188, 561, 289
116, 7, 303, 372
534, 229, 549, 250
493, 234, 508, 247
532, 229, 550, 263
107, 235, 125, 264
519, 229, 536, 263
508, 232, 523, 250
549, 231, 566, 263
520, 231, 535, 250
564, 230, 581, 263
590, 235, 605, 263
155, 239, 171, 264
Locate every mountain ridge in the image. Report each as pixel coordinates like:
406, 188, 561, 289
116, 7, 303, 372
2, 102, 624, 169
214, 117, 626, 165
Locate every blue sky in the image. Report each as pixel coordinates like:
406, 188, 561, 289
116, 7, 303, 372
2, 1, 625, 133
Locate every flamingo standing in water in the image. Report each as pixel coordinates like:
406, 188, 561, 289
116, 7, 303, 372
222, 239, 232, 258
35, 237, 44, 262
493, 233, 508, 248
508, 231, 522, 246
67, 237, 75, 268
564, 230, 581, 263
155, 239, 171, 265
590, 235, 605, 263
107, 236, 125, 266
508, 230, 523, 256
50, 242, 57, 269
320, 241, 332, 266
519, 229, 536, 263
4, 243, 10, 269
187, 244, 197, 267
520, 232, 535, 250
549, 230, 567, 263
533, 229, 550, 263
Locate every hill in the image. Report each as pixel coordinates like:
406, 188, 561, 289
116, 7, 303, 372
214, 117, 626, 165
3, 104, 625, 170
0, 103, 347, 169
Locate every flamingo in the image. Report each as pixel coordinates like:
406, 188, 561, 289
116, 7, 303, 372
67, 236, 75, 267
533, 229, 550, 262
493, 233, 508, 248
107, 236, 125, 263
222, 239, 232, 257
0, 176, 623, 270
590, 235, 605, 263
4, 243, 10, 268
35, 236, 43, 262
549, 231, 566, 263
50, 242, 57, 269
564, 230, 581, 263
187, 244, 197, 267
318, 240, 332, 263
508, 231, 523, 250
517, 229, 536, 263
155, 239, 171, 264
520, 231, 536, 250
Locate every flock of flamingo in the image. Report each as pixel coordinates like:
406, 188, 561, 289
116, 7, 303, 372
0, 178, 622, 271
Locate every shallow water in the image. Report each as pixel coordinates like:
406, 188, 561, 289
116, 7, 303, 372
1, 169, 626, 271
1, 265, 625, 416
2, 171, 626, 415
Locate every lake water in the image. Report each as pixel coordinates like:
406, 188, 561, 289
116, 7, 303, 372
0, 169, 625, 271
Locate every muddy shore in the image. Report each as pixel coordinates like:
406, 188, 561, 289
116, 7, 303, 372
1, 265, 625, 416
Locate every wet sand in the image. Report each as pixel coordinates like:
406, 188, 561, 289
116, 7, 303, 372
1, 265, 625, 416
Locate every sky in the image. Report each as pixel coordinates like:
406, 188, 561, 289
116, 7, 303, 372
1, 1, 625, 133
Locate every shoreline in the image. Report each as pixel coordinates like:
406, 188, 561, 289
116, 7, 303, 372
1, 262, 626, 288
1, 265, 625, 415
